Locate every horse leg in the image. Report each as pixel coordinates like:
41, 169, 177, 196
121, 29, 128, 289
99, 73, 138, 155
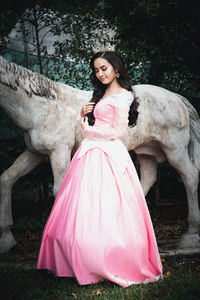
49, 146, 72, 197
165, 148, 200, 249
137, 154, 158, 196
0, 149, 44, 253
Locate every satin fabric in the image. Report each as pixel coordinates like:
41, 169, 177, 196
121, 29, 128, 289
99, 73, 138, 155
37, 93, 162, 287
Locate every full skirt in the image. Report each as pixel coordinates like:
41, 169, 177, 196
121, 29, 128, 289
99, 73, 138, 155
37, 139, 162, 287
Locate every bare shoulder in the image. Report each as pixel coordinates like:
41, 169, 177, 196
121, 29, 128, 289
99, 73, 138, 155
118, 88, 129, 94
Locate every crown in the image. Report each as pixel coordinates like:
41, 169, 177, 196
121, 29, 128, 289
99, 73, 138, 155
92, 44, 115, 54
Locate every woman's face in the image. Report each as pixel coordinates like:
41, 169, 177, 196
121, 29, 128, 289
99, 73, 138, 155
93, 57, 117, 86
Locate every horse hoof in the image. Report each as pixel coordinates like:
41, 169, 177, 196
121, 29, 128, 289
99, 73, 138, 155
177, 233, 200, 250
0, 230, 16, 253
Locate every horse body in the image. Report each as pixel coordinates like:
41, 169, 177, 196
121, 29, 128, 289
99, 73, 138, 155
0, 56, 199, 253
131, 85, 190, 148
130, 85, 200, 247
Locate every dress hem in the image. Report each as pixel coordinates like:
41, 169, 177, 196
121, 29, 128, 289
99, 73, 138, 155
37, 266, 163, 287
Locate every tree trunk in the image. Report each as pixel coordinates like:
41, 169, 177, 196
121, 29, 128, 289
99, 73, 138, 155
20, 17, 29, 69
33, 6, 43, 74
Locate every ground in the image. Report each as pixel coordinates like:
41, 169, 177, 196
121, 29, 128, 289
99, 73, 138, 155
0, 208, 200, 299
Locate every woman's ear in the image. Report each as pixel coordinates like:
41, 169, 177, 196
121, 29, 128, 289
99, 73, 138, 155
116, 70, 120, 78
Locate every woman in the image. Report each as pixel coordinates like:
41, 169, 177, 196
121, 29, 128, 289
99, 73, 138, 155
37, 51, 163, 287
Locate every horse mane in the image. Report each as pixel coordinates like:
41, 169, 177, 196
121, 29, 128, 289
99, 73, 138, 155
0, 56, 59, 99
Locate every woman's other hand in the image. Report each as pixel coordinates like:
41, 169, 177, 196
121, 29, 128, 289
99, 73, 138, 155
80, 102, 95, 117
81, 116, 89, 129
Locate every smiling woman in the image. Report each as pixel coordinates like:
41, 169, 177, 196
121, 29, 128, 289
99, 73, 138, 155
88, 51, 137, 127
37, 51, 163, 287
94, 58, 117, 85
94, 57, 127, 95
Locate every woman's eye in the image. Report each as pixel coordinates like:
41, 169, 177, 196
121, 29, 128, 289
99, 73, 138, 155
102, 67, 107, 71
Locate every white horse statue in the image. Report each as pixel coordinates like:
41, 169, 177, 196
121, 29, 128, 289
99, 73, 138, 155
0, 55, 200, 253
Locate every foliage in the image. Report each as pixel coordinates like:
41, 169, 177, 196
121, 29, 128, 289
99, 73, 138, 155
102, 0, 200, 107
1, 0, 199, 103
1, 3, 116, 89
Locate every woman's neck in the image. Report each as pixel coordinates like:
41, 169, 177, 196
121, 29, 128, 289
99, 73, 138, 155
105, 80, 127, 96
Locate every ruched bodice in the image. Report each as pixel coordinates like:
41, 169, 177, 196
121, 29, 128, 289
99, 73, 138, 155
93, 100, 114, 127
82, 91, 133, 141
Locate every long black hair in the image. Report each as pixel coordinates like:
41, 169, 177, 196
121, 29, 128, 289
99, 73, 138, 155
87, 51, 138, 126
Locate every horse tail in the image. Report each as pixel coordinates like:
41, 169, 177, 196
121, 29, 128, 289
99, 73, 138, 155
177, 94, 200, 171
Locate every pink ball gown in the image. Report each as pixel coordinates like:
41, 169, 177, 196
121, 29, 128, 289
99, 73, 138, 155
37, 91, 163, 287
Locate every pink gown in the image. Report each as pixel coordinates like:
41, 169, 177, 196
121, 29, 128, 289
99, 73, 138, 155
37, 91, 163, 287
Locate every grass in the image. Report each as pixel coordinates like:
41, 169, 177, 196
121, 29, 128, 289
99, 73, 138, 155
1, 255, 200, 300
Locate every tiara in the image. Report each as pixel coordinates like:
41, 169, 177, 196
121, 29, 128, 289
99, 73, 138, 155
92, 44, 115, 54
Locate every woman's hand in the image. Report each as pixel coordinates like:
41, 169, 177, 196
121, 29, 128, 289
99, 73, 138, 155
80, 102, 95, 117
81, 116, 89, 129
